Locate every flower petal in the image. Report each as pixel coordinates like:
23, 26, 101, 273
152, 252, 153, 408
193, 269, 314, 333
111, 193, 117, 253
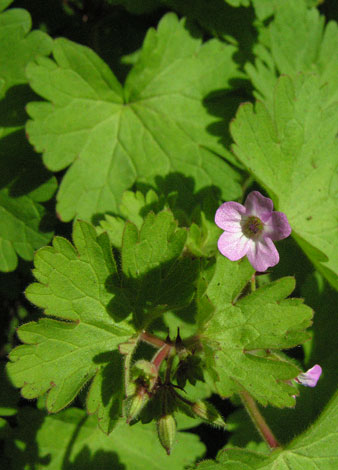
246, 237, 279, 272
215, 201, 246, 232
244, 191, 273, 222
296, 365, 322, 388
264, 212, 291, 241
217, 231, 251, 261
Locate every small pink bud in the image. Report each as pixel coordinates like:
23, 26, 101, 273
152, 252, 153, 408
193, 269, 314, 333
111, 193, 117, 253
296, 364, 322, 388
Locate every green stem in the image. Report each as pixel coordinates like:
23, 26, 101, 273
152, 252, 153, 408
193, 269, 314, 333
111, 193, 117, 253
239, 390, 280, 449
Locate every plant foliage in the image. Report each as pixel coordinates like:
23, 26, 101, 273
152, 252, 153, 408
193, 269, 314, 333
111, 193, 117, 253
1, 0, 337, 468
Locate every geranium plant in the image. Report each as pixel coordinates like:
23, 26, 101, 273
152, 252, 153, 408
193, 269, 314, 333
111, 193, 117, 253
1, 1, 337, 469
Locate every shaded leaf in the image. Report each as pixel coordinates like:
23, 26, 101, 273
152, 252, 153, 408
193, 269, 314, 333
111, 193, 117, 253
0, 5, 56, 271
120, 211, 198, 329
6, 407, 205, 469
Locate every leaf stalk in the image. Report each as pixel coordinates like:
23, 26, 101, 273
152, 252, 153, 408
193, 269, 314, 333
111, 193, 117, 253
239, 390, 281, 450
140, 331, 167, 348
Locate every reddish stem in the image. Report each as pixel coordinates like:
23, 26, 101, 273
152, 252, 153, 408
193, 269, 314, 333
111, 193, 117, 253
152, 344, 172, 372
140, 331, 167, 348
240, 390, 280, 449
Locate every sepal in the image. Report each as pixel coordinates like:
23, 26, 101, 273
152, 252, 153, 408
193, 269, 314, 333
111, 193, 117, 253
157, 414, 177, 455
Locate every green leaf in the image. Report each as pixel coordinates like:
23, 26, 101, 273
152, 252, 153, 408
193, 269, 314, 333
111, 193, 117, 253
99, 183, 222, 257
199, 255, 313, 407
251, 0, 274, 21
0, 0, 13, 13
6, 213, 196, 427
25, 13, 242, 222
246, 0, 338, 108
0, 7, 53, 97
6, 407, 205, 469
231, 74, 338, 289
7, 220, 134, 431
0, 5, 56, 271
223, 274, 338, 453
120, 211, 198, 329
98, 189, 162, 248
197, 390, 338, 469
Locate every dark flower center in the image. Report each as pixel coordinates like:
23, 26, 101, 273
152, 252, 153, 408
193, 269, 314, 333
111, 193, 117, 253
242, 216, 263, 238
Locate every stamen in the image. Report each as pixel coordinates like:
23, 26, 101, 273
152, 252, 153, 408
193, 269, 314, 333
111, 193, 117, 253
242, 216, 263, 238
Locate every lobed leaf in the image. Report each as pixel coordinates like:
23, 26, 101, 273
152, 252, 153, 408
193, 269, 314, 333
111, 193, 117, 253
25, 13, 242, 222
7, 212, 197, 426
231, 74, 338, 289
7, 220, 134, 430
120, 210, 198, 329
199, 255, 313, 407
99, 185, 221, 257
98, 190, 162, 248
246, 0, 338, 108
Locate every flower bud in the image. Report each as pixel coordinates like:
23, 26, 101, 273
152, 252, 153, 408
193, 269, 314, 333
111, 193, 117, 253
131, 360, 158, 392
157, 414, 176, 455
191, 400, 226, 428
126, 387, 149, 424
295, 364, 322, 388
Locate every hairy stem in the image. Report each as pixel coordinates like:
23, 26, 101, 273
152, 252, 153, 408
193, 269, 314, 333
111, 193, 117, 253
239, 390, 280, 449
140, 331, 167, 348
152, 344, 172, 372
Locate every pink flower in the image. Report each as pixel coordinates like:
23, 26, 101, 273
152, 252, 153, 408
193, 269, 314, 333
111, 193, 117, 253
215, 191, 291, 272
295, 364, 322, 388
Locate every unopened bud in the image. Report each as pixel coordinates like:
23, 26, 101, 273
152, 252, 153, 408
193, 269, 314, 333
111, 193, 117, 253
192, 400, 226, 428
131, 360, 158, 391
157, 414, 176, 455
126, 387, 149, 424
